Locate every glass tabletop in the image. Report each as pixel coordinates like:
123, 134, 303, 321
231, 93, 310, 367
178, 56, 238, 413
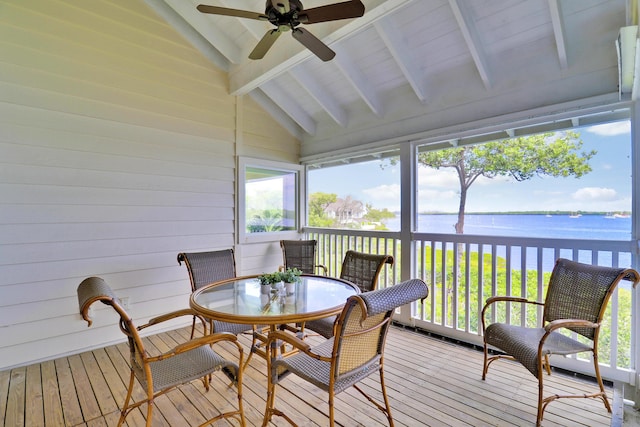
190, 274, 359, 325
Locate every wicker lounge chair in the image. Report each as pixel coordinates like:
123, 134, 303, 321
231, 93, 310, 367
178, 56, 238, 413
77, 276, 245, 427
279, 239, 327, 275
262, 278, 428, 427
303, 250, 394, 338
481, 258, 640, 426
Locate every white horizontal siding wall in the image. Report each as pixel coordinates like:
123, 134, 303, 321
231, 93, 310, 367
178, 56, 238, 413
0, 0, 299, 370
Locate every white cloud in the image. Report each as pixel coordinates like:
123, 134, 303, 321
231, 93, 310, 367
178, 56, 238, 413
363, 184, 399, 201
417, 167, 458, 189
571, 187, 618, 201
418, 189, 460, 212
586, 122, 630, 136
475, 174, 512, 186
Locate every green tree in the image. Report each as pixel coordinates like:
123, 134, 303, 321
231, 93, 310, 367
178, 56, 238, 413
363, 204, 396, 230
419, 131, 595, 233
247, 209, 283, 232
308, 192, 337, 227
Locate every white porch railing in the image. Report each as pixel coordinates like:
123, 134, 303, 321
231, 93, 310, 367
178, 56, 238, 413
306, 227, 638, 384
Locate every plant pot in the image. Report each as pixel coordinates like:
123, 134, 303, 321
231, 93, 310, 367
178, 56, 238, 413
285, 282, 296, 295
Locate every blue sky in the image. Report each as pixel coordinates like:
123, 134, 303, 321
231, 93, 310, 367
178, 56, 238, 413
308, 121, 632, 213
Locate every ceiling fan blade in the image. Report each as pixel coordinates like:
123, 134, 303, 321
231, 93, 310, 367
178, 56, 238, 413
249, 29, 283, 60
298, 0, 365, 24
197, 4, 267, 20
292, 28, 335, 61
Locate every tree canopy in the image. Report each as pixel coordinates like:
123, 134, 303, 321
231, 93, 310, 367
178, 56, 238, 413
419, 131, 595, 233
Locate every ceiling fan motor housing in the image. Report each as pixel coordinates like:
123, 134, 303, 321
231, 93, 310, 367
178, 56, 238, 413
266, 0, 304, 28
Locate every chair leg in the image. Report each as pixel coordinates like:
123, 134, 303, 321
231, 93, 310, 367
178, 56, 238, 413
482, 340, 489, 380
118, 371, 136, 427
378, 366, 394, 426
235, 356, 247, 427
145, 401, 154, 427
328, 389, 335, 427
536, 373, 544, 427
262, 349, 277, 427
351, 365, 394, 426
593, 352, 612, 412
243, 327, 259, 370
543, 354, 551, 375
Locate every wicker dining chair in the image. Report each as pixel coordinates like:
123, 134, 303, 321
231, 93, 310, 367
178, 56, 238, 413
178, 249, 255, 338
77, 276, 245, 427
279, 239, 327, 275
481, 258, 640, 426
262, 278, 428, 427
303, 250, 394, 338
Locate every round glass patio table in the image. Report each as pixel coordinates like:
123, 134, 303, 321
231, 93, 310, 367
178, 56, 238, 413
190, 274, 359, 326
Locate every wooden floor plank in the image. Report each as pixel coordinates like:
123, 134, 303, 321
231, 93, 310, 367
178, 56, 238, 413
0, 368, 11, 423
25, 364, 44, 427
79, 351, 118, 416
5, 366, 26, 427
68, 354, 102, 422
54, 357, 84, 426
1, 325, 622, 427
41, 360, 65, 426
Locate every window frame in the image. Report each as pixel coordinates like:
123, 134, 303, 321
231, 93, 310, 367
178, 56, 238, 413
237, 157, 305, 244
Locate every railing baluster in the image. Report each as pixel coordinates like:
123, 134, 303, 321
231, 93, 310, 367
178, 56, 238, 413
305, 227, 636, 378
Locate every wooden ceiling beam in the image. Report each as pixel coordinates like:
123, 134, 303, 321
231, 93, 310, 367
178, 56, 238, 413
548, 0, 569, 69
375, 16, 427, 103
334, 52, 383, 117
448, 0, 492, 88
259, 81, 317, 135
290, 66, 348, 127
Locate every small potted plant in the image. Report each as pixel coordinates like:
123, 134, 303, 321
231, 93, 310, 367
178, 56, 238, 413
280, 268, 302, 283
258, 272, 281, 293
280, 268, 302, 294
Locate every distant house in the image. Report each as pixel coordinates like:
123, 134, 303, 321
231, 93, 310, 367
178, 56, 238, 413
324, 196, 365, 226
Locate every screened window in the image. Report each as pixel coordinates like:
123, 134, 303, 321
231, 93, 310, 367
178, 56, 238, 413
238, 158, 303, 243
415, 116, 632, 240
307, 154, 400, 231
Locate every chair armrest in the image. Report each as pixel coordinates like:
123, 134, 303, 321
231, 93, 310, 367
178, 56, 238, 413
481, 296, 544, 333
138, 308, 209, 334
144, 308, 198, 325
544, 318, 599, 332
316, 265, 328, 275
266, 330, 311, 353
148, 332, 239, 363
485, 295, 533, 305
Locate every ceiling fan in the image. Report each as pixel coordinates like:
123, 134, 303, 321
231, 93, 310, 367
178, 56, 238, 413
197, 0, 365, 61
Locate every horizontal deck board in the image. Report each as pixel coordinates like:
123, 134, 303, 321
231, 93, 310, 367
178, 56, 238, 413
0, 325, 619, 426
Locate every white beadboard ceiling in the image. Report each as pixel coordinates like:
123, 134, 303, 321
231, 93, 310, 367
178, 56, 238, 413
145, 0, 633, 161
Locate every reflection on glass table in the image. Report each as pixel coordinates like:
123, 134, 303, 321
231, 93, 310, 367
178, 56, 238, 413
190, 274, 359, 360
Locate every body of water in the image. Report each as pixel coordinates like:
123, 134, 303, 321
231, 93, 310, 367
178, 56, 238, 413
383, 213, 633, 273
385, 213, 632, 241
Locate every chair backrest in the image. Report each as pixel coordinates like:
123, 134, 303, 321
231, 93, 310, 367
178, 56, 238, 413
280, 240, 319, 274
544, 258, 640, 340
339, 250, 394, 293
177, 249, 236, 291
77, 276, 146, 367
331, 279, 428, 379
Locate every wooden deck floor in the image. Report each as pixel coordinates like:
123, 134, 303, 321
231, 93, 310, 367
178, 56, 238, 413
0, 325, 629, 426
